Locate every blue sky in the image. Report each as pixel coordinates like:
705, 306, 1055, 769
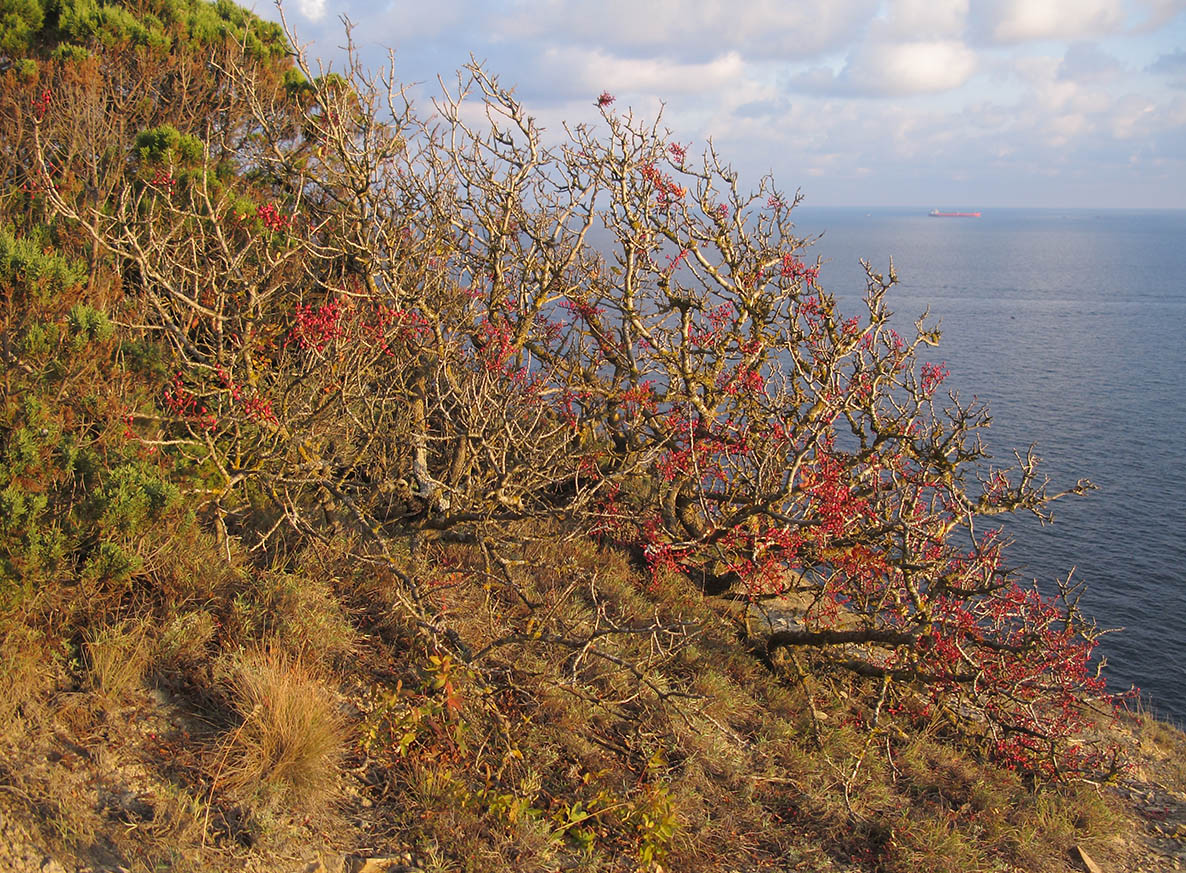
266, 0, 1186, 208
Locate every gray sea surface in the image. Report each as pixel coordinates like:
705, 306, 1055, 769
793, 206, 1186, 723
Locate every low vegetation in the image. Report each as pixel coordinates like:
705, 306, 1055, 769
0, 2, 1172, 871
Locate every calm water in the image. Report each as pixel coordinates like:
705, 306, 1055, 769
793, 206, 1186, 723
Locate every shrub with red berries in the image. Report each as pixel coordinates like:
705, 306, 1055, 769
29, 31, 1120, 781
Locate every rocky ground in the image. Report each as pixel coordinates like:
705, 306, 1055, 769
1105, 712, 1186, 872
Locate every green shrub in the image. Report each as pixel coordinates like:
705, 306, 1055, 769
0, 226, 86, 299
67, 303, 113, 347
135, 124, 204, 167
91, 462, 181, 533
0, 0, 44, 57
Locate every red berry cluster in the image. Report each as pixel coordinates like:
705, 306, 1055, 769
778, 254, 820, 285
639, 162, 687, 208
256, 201, 290, 232
150, 169, 176, 196
31, 89, 51, 121
163, 371, 217, 431
291, 299, 345, 352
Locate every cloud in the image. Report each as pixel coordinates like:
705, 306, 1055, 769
492, 0, 880, 63
264, 0, 1186, 208
733, 97, 793, 119
532, 47, 747, 99
852, 40, 979, 93
1148, 48, 1186, 74
974, 0, 1186, 42
1109, 94, 1158, 138
1057, 42, 1123, 81
884, 0, 970, 38
792, 40, 979, 96
1127, 0, 1186, 30
371, 0, 471, 41
979, 0, 1126, 42
295, 0, 328, 21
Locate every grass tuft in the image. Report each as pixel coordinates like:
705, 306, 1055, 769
215, 648, 345, 811
84, 620, 150, 700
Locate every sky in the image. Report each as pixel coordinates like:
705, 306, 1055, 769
263, 0, 1186, 208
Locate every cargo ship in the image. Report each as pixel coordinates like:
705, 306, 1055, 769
929, 209, 981, 217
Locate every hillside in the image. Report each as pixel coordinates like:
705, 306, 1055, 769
1, 2, 1183, 871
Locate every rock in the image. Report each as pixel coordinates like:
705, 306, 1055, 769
744, 588, 814, 641
1072, 844, 1105, 873
344, 855, 420, 873
301, 858, 346, 873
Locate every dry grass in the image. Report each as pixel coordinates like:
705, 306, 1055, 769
0, 623, 56, 728
215, 648, 345, 811
225, 571, 358, 670
1132, 709, 1186, 784
0, 529, 1142, 873
84, 620, 150, 700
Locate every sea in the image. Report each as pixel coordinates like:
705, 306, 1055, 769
791, 206, 1186, 724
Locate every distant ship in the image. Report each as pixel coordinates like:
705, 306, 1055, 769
929, 209, 981, 217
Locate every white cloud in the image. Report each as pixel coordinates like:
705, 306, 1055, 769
296, 0, 328, 21
850, 40, 979, 93
1058, 42, 1123, 81
793, 39, 979, 96
358, 0, 468, 42
495, 0, 880, 62
1109, 95, 1158, 137
1128, 0, 1186, 30
535, 46, 747, 97
971, 0, 1186, 43
886, 0, 970, 37
1043, 112, 1090, 145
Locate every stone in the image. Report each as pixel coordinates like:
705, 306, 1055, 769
301, 858, 349, 873
344, 855, 420, 873
1072, 844, 1105, 873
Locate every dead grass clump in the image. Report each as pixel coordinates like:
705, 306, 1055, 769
0, 622, 56, 726
84, 620, 150, 700
215, 648, 345, 811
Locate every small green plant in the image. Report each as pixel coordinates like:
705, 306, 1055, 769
156, 609, 216, 667
628, 774, 678, 868
134, 125, 204, 167
0, 226, 86, 300
67, 303, 113, 347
